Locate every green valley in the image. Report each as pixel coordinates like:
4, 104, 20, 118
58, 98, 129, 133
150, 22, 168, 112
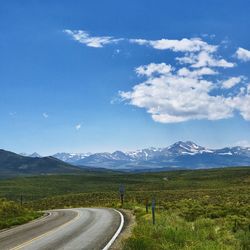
0, 167, 249, 249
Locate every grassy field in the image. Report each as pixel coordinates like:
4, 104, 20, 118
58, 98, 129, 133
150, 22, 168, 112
0, 199, 41, 229
0, 167, 249, 249
0, 167, 249, 201
122, 205, 250, 250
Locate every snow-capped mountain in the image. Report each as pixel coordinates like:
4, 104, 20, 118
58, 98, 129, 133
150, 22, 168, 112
126, 147, 163, 161
52, 152, 91, 163
53, 141, 250, 170
166, 141, 210, 155
215, 146, 250, 156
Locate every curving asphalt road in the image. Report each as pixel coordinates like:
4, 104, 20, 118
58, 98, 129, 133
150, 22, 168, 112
0, 208, 123, 250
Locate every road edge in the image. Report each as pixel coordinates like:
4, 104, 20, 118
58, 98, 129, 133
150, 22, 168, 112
102, 209, 124, 250
109, 209, 136, 250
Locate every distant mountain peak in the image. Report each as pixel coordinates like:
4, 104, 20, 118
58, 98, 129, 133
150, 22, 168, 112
52, 152, 91, 163
29, 152, 42, 158
170, 140, 200, 148
167, 141, 205, 155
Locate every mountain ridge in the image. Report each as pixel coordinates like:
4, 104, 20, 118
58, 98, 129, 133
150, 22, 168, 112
51, 141, 250, 170
0, 149, 82, 177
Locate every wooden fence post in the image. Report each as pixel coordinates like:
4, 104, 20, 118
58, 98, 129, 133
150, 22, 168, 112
152, 198, 156, 225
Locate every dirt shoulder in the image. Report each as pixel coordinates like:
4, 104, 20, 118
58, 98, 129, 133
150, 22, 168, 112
110, 209, 136, 250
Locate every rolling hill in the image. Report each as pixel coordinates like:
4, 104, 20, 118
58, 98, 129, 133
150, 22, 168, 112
0, 149, 81, 177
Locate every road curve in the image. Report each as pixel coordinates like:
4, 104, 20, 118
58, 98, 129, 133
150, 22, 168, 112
0, 208, 123, 250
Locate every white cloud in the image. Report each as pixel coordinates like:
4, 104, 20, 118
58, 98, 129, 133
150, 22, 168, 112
64, 31, 217, 54
130, 38, 217, 52
229, 85, 250, 120
193, 51, 234, 68
177, 67, 217, 78
130, 37, 234, 69
135, 63, 172, 77
42, 113, 49, 119
120, 63, 249, 123
235, 47, 250, 62
221, 76, 243, 89
177, 51, 235, 68
75, 124, 81, 130
64, 29, 122, 48
62, 30, 249, 123
63, 30, 233, 69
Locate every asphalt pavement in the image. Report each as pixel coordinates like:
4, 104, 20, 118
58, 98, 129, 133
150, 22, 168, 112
0, 208, 123, 250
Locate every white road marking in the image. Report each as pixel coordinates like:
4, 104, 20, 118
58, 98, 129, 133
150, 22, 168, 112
102, 209, 124, 250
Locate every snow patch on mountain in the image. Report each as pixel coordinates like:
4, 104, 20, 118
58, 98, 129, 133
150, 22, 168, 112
53, 152, 91, 163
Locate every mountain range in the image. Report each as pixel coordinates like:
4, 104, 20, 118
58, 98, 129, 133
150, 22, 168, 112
51, 141, 250, 171
0, 141, 250, 176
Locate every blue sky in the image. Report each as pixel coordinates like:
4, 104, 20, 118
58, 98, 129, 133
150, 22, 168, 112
1, 0, 250, 155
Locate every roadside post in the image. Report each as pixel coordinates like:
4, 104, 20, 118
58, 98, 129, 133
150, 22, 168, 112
119, 184, 125, 207
152, 198, 156, 225
146, 198, 149, 213
20, 194, 23, 206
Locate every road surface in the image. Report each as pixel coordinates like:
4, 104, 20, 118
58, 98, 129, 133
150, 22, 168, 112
0, 208, 124, 250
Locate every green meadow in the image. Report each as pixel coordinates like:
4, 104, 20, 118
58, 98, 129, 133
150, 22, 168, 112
0, 167, 249, 249
0, 199, 41, 229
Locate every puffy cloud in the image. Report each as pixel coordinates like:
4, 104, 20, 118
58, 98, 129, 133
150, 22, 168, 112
229, 85, 250, 120
120, 63, 249, 123
130, 38, 216, 52
177, 67, 217, 78
221, 76, 243, 89
193, 51, 234, 68
135, 63, 172, 77
63, 30, 233, 69
177, 51, 235, 68
62, 30, 249, 123
235, 47, 250, 62
64, 30, 122, 48
130, 36, 234, 69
